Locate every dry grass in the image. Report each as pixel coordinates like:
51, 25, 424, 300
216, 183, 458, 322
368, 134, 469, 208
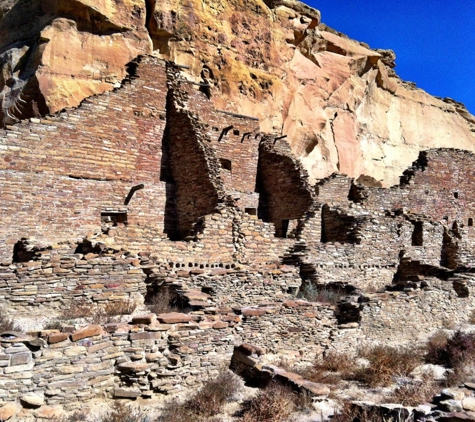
157, 370, 242, 421
60, 299, 94, 320
240, 383, 298, 422
300, 351, 355, 385
354, 345, 424, 387
331, 401, 384, 422
103, 300, 136, 318
146, 288, 181, 314
299, 283, 344, 305
426, 330, 475, 386
57, 299, 136, 325
51, 403, 148, 422
387, 370, 440, 406
98, 401, 148, 422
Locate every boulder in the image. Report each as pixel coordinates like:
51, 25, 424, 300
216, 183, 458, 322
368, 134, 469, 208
20, 393, 44, 408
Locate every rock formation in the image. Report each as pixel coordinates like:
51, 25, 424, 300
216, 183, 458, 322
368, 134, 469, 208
2, 0, 475, 420
1, 0, 474, 185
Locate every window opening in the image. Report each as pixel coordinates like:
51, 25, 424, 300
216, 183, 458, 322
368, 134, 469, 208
245, 208, 257, 216
101, 212, 128, 226
281, 219, 290, 238
411, 221, 423, 246
220, 158, 232, 172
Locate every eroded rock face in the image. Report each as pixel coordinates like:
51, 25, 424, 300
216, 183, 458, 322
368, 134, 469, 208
1, 0, 474, 186
0, 0, 151, 124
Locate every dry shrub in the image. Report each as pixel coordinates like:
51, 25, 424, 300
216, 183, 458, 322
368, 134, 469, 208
355, 345, 424, 387
388, 370, 440, 406
99, 401, 148, 422
332, 401, 384, 422
0, 309, 18, 332
315, 351, 355, 376
59, 299, 136, 325
240, 383, 297, 422
158, 370, 242, 421
426, 330, 475, 386
299, 283, 344, 305
147, 289, 180, 314
43, 319, 63, 330
60, 298, 92, 320
299, 351, 356, 385
103, 300, 136, 317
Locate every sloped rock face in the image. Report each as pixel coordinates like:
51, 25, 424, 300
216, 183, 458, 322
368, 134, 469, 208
0, 0, 151, 124
1, 0, 475, 186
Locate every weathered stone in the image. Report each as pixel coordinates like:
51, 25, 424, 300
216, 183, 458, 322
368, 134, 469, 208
440, 400, 464, 413
241, 308, 267, 317
10, 351, 31, 366
129, 331, 162, 341
117, 362, 153, 373
156, 313, 192, 324
0, 402, 17, 420
132, 314, 156, 325
4, 361, 34, 373
70, 325, 102, 341
113, 388, 142, 398
20, 393, 44, 408
438, 412, 475, 422
63, 346, 87, 357
462, 398, 475, 412
48, 333, 69, 344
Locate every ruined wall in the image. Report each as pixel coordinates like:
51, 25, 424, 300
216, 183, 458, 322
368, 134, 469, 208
0, 56, 169, 263
182, 80, 261, 210
315, 174, 353, 205
0, 315, 236, 411
165, 73, 224, 239
359, 279, 475, 345
365, 149, 475, 224
257, 137, 314, 237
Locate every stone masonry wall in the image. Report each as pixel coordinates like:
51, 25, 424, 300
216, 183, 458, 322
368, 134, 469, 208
364, 149, 475, 225
0, 56, 169, 263
180, 79, 261, 210
257, 136, 314, 237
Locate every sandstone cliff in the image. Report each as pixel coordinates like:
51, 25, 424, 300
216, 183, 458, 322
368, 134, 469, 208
1, 0, 474, 186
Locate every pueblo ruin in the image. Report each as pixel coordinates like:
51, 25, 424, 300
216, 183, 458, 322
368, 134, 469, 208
1, 0, 475, 420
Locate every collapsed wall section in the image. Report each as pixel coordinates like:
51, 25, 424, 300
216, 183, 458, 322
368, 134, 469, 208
165, 66, 224, 239
364, 149, 475, 225
177, 75, 261, 211
257, 137, 314, 237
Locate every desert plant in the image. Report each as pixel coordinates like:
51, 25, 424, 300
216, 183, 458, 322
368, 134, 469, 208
157, 370, 242, 421
60, 298, 93, 320
146, 288, 180, 314
43, 319, 64, 330
426, 330, 475, 385
58, 298, 136, 325
103, 300, 136, 317
331, 401, 386, 422
240, 382, 297, 422
302, 350, 356, 385
99, 401, 149, 422
298, 283, 344, 305
354, 345, 424, 387
387, 370, 440, 406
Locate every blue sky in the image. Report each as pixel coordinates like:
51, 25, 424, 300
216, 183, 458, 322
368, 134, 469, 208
307, 0, 475, 114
